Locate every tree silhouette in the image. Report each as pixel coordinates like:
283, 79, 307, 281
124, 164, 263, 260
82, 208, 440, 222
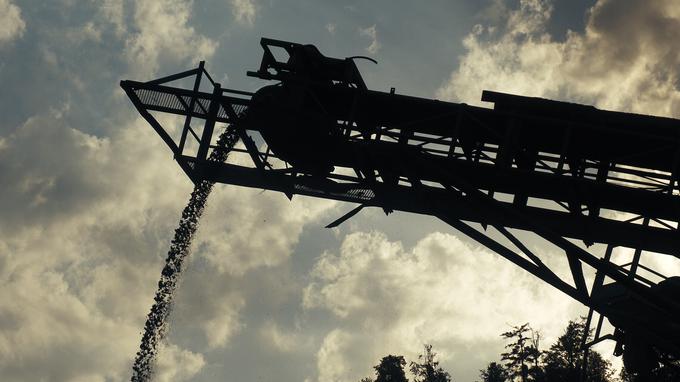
479, 362, 508, 382
360, 318, 623, 382
409, 344, 452, 382
542, 320, 582, 381
500, 323, 541, 381
543, 319, 613, 382
583, 352, 614, 382
374, 355, 409, 382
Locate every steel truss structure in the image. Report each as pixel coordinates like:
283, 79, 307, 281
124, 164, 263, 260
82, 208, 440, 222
121, 38, 680, 376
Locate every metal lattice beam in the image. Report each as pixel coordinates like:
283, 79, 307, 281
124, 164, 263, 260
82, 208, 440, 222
121, 38, 680, 372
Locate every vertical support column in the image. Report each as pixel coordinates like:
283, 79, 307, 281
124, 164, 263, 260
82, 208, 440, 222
589, 246, 614, 339
178, 61, 204, 157
668, 146, 680, 195
197, 82, 222, 162
629, 217, 650, 279
588, 159, 611, 218
344, 93, 360, 138
557, 126, 571, 174
579, 244, 614, 382
496, 118, 515, 168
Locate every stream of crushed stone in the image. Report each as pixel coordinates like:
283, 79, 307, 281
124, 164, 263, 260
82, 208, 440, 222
131, 126, 240, 381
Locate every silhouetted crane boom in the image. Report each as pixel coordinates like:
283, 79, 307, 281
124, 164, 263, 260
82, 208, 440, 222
121, 37, 680, 375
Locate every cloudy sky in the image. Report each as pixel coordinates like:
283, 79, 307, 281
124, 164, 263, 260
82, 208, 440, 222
2, 0, 680, 381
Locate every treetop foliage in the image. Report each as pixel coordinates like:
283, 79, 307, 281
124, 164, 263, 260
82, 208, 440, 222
409, 344, 452, 382
360, 317, 680, 382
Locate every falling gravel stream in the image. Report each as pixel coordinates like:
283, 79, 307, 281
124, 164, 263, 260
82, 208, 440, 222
131, 127, 240, 381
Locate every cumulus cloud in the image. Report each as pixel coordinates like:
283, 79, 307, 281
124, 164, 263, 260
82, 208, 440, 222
0, 112, 189, 380
0, 107, 336, 380
0, 1, 338, 378
0, 30, 331, 380
0, 265, 139, 381
125, 0, 218, 77
231, 0, 258, 26
196, 184, 335, 276
5, 0, 677, 380
170, 170, 335, 349
154, 344, 205, 382
437, 0, 680, 117
97, 0, 126, 37
0, 0, 25, 45
359, 25, 381, 55
316, 329, 354, 382
260, 320, 306, 352
65, 21, 103, 44
304, 231, 584, 382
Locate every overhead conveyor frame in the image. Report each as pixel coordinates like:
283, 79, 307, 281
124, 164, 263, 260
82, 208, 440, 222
121, 37, 680, 377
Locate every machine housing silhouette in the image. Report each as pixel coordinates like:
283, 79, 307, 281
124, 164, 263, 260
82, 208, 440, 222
121, 38, 680, 376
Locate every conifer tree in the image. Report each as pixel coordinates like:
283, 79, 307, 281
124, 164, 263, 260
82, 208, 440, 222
409, 344, 452, 382
479, 362, 508, 382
